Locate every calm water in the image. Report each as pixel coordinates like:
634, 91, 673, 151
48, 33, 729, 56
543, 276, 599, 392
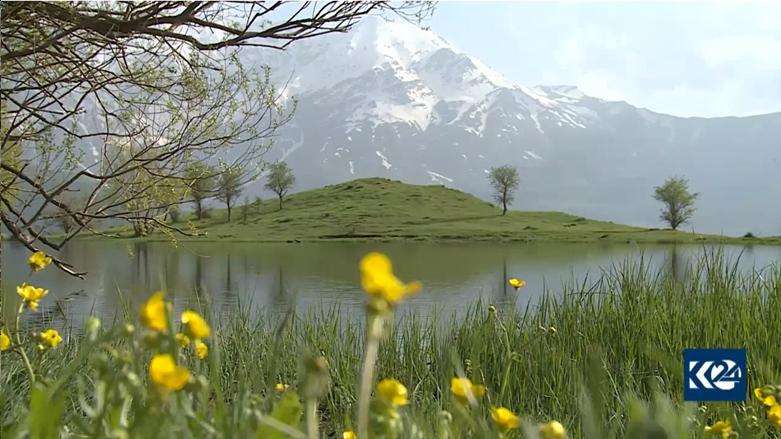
2, 240, 780, 331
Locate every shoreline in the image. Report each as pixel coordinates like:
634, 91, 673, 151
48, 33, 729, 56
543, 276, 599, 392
68, 230, 781, 246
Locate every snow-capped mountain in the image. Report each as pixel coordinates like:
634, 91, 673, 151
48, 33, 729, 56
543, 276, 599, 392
243, 15, 780, 236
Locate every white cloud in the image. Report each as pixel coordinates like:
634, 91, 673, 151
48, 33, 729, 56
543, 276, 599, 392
701, 36, 781, 69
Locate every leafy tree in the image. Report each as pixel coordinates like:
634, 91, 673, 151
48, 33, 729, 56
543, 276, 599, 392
168, 206, 181, 223
217, 168, 244, 222
653, 175, 699, 230
0, 1, 434, 276
254, 196, 263, 215
241, 197, 251, 224
48, 193, 84, 235
184, 164, 217, 220
264, 162, 295, 210
488, 165, 520, 216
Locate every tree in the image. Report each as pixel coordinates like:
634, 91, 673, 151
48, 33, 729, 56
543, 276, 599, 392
241, 197, 251, 224
264, 162, 295, 210
184, 164, 217, 220
217, 168, 244, 222
488, 165, 520, 215
0, 2, 435, 276
653, 175, 699, 230
168, 206, 181, 223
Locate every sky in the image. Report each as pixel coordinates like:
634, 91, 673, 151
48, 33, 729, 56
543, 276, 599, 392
425, 1, 781, 118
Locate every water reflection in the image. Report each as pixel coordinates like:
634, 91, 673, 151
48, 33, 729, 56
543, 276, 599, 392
1, 240, 779, 332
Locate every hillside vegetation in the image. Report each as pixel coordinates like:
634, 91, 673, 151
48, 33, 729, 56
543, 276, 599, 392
103, 178, 780, 244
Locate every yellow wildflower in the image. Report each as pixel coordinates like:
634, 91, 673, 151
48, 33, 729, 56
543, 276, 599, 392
181, 310, 210, 339
150, 354, 190, 391
768, 404, 781, 428
1, 331, 10, 351
141, 292, 168, 331
376, 378, 409, 407
28, 251, 53, 272
195, 340, 208, 359
549, 326, 558, 334
540, 420, 566, 439
508, 278, 526, 290
276, 383, 289, 392
491, 407, 520, 433
39, 329, 63, 348
755, 387, 777, 407
343, 431, 356, 439
175, 333, 191, 348
704, 420, 732, 438
360, 253, 421, 305
16, 283, 49, 311
450, 377, 486, 405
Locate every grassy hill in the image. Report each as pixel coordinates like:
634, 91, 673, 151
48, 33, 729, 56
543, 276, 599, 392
98, 178, 780, 244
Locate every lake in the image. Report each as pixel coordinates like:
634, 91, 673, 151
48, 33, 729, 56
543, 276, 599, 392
2, 240, 780, 332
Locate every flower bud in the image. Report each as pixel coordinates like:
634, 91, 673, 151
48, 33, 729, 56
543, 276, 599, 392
189, 375, 209, 392
109, 429, 129, 439
300, 354, 329, 400
488, 305, 497, 315
85, 317, 101, 342
125, 372, 142, 390
142, 331, 161, 350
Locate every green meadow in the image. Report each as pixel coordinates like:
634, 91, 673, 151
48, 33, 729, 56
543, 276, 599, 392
92, 178, 781, 245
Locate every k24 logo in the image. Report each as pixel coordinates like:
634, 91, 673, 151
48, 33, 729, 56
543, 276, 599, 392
683, 349, 746, 402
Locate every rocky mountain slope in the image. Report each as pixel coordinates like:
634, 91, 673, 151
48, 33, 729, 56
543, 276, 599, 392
242, 16, 780, 236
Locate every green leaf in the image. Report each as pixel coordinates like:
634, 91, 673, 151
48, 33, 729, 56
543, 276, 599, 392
256, 391, 304, 439
29, 384, 66, 439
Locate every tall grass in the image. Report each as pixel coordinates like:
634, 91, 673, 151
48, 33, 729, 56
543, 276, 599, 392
1, 250, 779, 438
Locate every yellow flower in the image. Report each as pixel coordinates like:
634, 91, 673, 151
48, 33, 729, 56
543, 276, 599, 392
276, 383, 290, 392
141, 292, 168, 331
755, 387, 777, 407
768, 404, 781, 428
491, 407, 520, 433
181, 310, 210, 339
150, 354, 191, 391
704, 420, 732, 438
508, 278, 526, 290
1, 331, 10, 351
195, 340, 208, 359
175, 333, 191, 348
376, 378, 409, 407
343, 431, 356, 439
549, 326, 558, 334
540, 420, 566, 439
360, 253, 421, 305
39, 329, 63, 348
28, 251, 53, 272
16, 283, 49, 311
450, 377, 486, 405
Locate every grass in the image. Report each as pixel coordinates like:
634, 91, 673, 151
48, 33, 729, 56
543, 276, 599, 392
2, 249, 780, 438
88, 178, 781, 245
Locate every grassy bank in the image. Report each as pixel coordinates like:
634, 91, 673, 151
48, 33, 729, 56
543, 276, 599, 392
2, 251, 780, 438
89, 178, 781, 245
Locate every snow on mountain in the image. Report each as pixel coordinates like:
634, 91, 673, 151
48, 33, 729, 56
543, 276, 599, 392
252, 15, 596, 136
244, 15, 781, 236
